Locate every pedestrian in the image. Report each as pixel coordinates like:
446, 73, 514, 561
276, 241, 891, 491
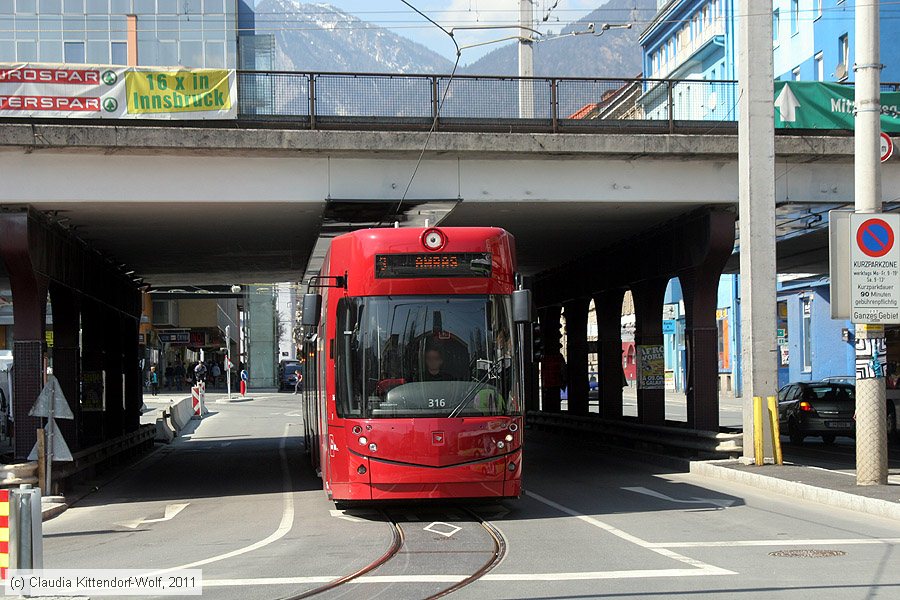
149, 365, 159, 396
194, 360, 207, 384
240, 368, 249, 396
164, 364, 174, 390
211, 361, 222, 387
173, 361, 185, 392
293, 370, 303, 395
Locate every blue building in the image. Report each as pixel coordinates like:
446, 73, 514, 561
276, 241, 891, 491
773, 0, 900, 83
639, 0, 737, 121
776, 276, 855, 388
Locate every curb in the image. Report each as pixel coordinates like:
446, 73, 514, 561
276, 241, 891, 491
691, 460, 900, 521
41, 501, 68, 522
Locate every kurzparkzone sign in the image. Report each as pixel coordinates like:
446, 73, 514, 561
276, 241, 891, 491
0, 63, 236, 119
775, 81, 900, 132
850, 213, 900, 324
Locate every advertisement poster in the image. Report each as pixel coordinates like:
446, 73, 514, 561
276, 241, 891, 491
0, 63, 236, 119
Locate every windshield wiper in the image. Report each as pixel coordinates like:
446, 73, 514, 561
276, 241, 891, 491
448, 360, 502, 418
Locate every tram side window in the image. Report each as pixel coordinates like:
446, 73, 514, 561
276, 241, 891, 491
335, 297, 363, 417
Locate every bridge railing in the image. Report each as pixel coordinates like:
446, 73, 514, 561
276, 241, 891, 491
236, 70, 741, 133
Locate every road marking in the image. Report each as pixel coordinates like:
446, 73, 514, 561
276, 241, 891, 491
149, 423, 295, 576
622, 486, 735, 509
329, 509, 368, 523
203, 568, 729, 587
115, 503, 190, 529
424, 522, 462, 538
524, 491, 735, 577
649, 538, 900, 549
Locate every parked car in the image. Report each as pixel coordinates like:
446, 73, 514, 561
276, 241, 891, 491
778, 381, 857, 445
822, 376, 899, 443
278, 360, 303, 392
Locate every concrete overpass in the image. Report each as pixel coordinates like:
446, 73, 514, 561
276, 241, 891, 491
0, 122, 888, 284
0, 112, 896, 465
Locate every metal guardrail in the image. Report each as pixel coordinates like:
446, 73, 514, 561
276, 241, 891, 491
54, 424, 156, 481
527, 410, 743, 458
235, 70, 741, 133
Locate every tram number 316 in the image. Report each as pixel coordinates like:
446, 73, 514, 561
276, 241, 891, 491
428, 398, 447, 408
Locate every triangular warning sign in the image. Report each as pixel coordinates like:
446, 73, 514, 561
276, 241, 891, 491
27, 419, 74, 462
29, 376, 74, 420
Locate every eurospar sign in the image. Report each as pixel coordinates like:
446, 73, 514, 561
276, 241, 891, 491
0, 63, 236, 119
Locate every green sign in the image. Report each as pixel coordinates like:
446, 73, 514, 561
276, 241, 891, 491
774, 81, 900, 132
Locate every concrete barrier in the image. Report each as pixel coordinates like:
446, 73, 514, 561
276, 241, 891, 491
169, 396, 195, 433
0, 462, 38, 488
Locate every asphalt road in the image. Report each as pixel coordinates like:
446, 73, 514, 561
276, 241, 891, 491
44, 393, 900, 600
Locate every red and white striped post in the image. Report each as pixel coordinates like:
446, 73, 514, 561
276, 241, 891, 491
191, 385, 202, 419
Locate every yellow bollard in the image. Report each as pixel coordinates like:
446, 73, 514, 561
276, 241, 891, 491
767, 395, 783, 465
753, 396, 764, 466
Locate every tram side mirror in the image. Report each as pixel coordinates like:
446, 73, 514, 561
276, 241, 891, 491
301, 293, 322, 327
512, 289, 533, 324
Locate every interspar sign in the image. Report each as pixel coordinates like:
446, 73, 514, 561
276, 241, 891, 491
0, 63, 236, 119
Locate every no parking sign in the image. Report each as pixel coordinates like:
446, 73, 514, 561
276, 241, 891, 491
850, 213, 900, 324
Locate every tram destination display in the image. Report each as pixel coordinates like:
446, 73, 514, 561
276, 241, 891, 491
375, 253, 492, 279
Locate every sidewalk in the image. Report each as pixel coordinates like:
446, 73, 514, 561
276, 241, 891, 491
693, 458, 900, 521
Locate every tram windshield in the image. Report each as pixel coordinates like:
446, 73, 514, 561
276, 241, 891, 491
335, 295, 520, 418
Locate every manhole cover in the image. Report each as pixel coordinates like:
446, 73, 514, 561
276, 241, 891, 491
768, 549, 847, 558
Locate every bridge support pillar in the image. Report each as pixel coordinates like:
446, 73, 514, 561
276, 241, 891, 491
679, 269, 720, 431
0, 215, 48, 460
633, 278, 668, 426
595, 289, 625, 420
102, 310, 125, 438
538, 306, 562, 413
564, 298, 590, 416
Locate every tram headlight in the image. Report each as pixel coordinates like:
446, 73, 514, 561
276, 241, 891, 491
508, 423, 519, 432
508, 462, 517, 472
358, 436, 368, 445
505, 434, 513, 442
368, 442, 378, 452
496, 440, 505, 449
352, 426, 362, 435
357, 465, 367, 475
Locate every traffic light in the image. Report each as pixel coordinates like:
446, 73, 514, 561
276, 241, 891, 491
531, 322, 544, 362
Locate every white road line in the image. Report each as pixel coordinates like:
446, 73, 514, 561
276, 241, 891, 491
651, 538, 900, 549
148, 423, 295, 576
202, 569, 727, 587
524, 491, 735, 576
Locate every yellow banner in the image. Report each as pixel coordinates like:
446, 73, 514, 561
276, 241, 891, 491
125, 69, 232, 115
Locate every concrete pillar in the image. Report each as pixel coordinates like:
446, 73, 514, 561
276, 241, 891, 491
0, 215, 48, 460
564, 298, 590, 416
633, 278, 668, 426
538, 305, 562, 413
738, 0, 778, 458
48, 284, 81, 452
595, 289, 625, 420
679, 269, 719, 431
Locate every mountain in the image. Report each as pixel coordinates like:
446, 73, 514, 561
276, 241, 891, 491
462, 0, 657, 78
253, 0, 454, 73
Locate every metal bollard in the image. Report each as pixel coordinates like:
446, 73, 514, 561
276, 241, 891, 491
8, 485, 43, 572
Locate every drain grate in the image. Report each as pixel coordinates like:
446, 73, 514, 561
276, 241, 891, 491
768, 549, 847, 558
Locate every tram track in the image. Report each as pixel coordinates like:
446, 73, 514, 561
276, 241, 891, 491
280, 506, 507, 600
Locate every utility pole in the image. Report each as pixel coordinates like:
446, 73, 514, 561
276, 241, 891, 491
854, 0, 888, 486
518, 0, 534, 119
737, 0, 777, 463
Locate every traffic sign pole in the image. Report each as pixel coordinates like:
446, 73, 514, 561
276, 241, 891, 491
854, 0, 889, 486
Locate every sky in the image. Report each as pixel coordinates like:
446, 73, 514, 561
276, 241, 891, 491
311, 1, 609, 65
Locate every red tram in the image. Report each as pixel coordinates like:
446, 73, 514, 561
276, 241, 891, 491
300, 226, 530, 501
